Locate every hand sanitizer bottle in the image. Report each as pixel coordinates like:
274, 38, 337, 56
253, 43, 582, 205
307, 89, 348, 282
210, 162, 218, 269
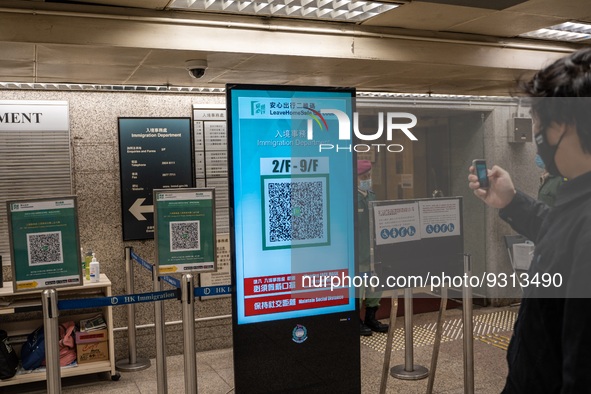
89, 253, 100, 283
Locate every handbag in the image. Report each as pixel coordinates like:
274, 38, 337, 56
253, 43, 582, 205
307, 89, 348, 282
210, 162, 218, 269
57, 321, 77, 366
20, 325, 45, 370
0, 329, 19, 380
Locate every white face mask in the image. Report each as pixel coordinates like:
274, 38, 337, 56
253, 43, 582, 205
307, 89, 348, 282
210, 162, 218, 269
358, 179, 372, 191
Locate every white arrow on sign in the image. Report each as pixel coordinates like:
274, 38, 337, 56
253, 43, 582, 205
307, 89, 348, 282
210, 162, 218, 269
129, 198, 154, 221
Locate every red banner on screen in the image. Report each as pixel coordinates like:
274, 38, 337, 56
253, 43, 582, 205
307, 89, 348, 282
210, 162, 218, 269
244, 288, 349, 316
243, 268, 349, 296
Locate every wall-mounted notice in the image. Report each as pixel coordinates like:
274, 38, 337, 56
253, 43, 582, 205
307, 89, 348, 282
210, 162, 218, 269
7, 197, 82, 292
154, 188, 216, 273
118, 118, 194, 241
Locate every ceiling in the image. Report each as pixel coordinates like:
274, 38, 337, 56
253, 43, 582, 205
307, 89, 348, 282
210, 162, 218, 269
0, 0, 590, 95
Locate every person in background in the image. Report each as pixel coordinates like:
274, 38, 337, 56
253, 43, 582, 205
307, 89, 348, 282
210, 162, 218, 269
357, 160, 389, 336
535, 153, 565, 207
468, 47, 591, 393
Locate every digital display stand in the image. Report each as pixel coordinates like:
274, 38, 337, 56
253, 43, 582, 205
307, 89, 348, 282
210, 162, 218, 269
228, 84, 360, 393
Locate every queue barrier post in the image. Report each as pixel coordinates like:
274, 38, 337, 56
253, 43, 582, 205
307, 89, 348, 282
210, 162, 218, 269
181, 274, 198, 394
426, 286, 448, 394
462, 254, 475, 394
116, 247, 151, 372
379, 290, 399, 394
154, 267, 168, 394
390, 288, 429, 380
42, 289, 61, 394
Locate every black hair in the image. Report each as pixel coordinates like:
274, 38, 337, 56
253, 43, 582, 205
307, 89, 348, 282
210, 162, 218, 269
518, 47, 591, 153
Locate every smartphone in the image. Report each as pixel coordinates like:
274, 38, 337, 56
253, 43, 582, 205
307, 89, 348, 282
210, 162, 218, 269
472, 159, 489, 189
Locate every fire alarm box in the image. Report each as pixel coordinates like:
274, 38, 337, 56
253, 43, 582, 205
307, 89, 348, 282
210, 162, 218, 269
508, 117, 533, 143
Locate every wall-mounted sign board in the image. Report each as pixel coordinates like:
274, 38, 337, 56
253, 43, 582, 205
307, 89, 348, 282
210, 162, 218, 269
118, 117, 194, 241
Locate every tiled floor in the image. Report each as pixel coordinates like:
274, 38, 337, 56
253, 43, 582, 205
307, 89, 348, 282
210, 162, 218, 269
0, 306, 514, 393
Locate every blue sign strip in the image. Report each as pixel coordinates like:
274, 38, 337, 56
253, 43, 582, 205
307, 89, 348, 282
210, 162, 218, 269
161, 275, 181, 289
130, 250, 154, 272
58, 289, 178, 311
194, 285, 232, 297
131, 251, 154, 273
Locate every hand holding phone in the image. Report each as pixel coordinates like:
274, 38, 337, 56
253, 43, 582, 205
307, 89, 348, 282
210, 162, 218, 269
472, 159, 489, 189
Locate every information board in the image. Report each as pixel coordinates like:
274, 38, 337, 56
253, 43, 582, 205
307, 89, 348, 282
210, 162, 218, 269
228, 84, 360, 394
154, 188, 216, 273
118, 117, 194, 241
7, 197, 82, 292
372, 197, 464, 288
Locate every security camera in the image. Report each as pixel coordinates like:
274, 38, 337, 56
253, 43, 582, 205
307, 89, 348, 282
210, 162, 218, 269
185, 59, 208, 79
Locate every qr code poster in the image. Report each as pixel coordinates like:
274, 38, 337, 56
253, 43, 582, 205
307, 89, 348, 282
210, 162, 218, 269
170, 221, 201, 252
262, 176, 330, 250
154, 188, 216, 274
7, 197, 82, 292
27, 231, 64, 266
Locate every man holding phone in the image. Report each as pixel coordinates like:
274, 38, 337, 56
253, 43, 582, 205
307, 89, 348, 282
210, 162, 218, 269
468, 47, 591, 393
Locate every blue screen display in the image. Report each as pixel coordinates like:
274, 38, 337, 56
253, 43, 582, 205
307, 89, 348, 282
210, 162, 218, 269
228, 86, 356, 324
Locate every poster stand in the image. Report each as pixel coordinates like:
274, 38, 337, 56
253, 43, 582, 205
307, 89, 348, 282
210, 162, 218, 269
371, 197, 474, 393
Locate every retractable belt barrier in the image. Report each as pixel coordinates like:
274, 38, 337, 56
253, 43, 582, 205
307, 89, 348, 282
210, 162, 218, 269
42, 249, 233, 394
56, 284, 232, 311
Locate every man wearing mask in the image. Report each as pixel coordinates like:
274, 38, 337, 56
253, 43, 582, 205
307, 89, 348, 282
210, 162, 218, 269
468, 47, 591, 392
357, 160, 388, 336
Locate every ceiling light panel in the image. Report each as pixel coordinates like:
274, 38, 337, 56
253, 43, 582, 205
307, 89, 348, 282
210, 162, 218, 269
168, 0, 399, 22
519, 21, 591, 42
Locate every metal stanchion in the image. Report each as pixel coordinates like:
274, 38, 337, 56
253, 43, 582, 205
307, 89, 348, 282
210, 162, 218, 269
181, 274, 198, 394
42, 289, 61, 394
379, 291, 398, 394
391, 288, 429, 380
462, 254, 475, 394
117, 247, 151, 372
154, 268, 168, 394
426, 287, 448, 394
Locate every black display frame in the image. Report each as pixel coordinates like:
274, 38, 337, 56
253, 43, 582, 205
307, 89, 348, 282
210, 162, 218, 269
227, 83, 360, 393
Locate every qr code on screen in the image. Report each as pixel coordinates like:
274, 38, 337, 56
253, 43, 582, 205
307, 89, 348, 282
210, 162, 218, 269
170, 221, 200, 252
27, 231, 64, 266
263, 177, 328, 248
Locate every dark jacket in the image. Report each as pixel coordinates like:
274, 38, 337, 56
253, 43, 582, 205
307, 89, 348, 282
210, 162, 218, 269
499, 171, 591, 393
537, 173, 565, 207
357, 189, 375, 270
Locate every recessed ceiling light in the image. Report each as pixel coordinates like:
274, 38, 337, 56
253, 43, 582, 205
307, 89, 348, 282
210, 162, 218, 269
519, 22, 591, 42
167, 0, 400, 23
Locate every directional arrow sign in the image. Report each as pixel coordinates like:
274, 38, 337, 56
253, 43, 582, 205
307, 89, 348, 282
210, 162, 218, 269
118, 117, 194, 240
129, 198, 154, 221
